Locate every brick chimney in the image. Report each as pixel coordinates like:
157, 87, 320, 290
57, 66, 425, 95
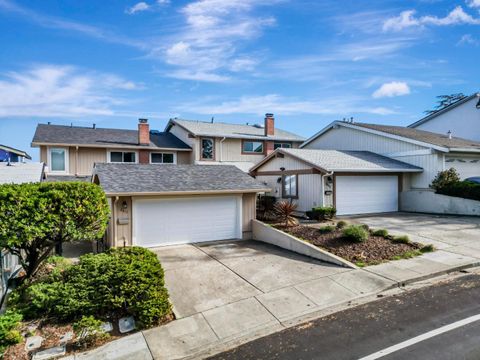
138, 118, 150, 145
264, 113, 274, 136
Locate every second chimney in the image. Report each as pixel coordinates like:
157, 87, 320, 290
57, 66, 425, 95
264, 113, 274, 136
138, 118, 150, 145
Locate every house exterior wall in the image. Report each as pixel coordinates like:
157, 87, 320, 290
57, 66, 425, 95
168, 124, 196, 163
242, 193, 256, 239
412, 97, 480, 142
445, 153, 480, 179
304, 126, 440, 189
75, 148, 107, 175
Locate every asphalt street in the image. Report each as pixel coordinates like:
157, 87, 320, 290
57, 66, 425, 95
209, 272, 480, 360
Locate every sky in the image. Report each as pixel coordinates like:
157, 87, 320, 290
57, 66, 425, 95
0, 0, 479, 160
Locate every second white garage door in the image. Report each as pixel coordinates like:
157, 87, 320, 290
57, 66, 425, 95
336, 175, 398, 216
133, 195, 242, 247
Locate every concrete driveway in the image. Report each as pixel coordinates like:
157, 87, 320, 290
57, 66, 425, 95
153, 240, 391, 320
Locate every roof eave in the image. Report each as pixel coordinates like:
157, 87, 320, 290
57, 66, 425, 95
102, 188, 270, 197
448, 148, 480, 153
331, 168, 423, 173
31, 142, 192, 151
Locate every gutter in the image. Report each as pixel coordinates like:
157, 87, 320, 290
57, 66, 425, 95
30, 142, 192, 151
103, 189, 271, 197
219, 137, 226, 162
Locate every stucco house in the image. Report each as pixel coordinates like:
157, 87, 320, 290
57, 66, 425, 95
93, 163, 269, 248
409, 93, 480, 142
165, 114, 305, 172
251, 120, 480, 216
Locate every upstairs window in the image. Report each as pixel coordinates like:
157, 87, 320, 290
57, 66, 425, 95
110, 151, 136, 163
274, 142, 292, 150
243, 141, 264, 154
201, 138, 214, 160
151, 153, 175, 164
49, 148, 67, 172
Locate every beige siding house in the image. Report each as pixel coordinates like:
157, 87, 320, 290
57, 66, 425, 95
32, 119, 192, 180
93, 164, 269, 248
165, 114, 305, 172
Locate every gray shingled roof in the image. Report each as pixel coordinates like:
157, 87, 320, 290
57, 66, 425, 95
275, 149, 423, 172
0, 162, 45, 184
93, 163, 270, 194
168, 118, 305, 142
354, 123, 480, 151
32, 124, 191, 150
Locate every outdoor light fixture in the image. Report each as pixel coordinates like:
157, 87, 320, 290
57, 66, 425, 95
121, 201, 128, 212
280, 167, 285, 171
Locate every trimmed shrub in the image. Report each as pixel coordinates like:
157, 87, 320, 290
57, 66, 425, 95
0, 311, 23, 354
420, 244, 435, 253
311, 206, 337, 220
430, 168, 460, 191
342, 225, 369, 243
11, 247, 171, 328
318, 225, 335, 234
437, 180, 480, 201
392, 235, 410, 244
360, 224, 370, 231
336, 220, 348, 229
372, 229, 389, 237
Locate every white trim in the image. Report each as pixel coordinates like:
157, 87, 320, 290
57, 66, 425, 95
382, 149, 434, 157
300, 121, 450, 152
107, 149, 139, 164
32, 142, 192, 151
149, 152, 177, 164
47, 146, 69, 174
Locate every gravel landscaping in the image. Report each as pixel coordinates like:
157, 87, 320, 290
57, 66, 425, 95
275, 222, 434, 267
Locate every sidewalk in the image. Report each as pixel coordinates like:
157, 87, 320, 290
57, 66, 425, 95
69, 249, 480, 360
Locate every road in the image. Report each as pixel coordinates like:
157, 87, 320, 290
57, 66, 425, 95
209, 272, 480, 360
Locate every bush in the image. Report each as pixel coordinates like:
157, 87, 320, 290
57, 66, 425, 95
392, 235, 410, 244
311, 206, 336, 220
360, 224, 370, 231
0, 311, 23, 354
73, 315, 109, 350
336, 220, 348, 229
11, 247, 171, 329
318, 225, 335, 234
430, 168, 460, 191
420, 244, 435, 253
342, 225, 369, 243
437, 180, 480, 201
372, 229, 389, 237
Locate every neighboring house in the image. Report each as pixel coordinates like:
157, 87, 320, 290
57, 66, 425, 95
301, 121, 480, 188
31, 119, 192, 179
165, 114, 305, 172
0, 144, 32, 163
250, 149, 421, 215
92, 164, 269, 247
409, 93, 480, 142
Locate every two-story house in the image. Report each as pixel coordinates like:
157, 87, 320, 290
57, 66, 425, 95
31, 119, 192, 180
165, 114, 305, 171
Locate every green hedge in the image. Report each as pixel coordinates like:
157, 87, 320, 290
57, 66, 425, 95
307, 206, 337, 220
437, 181, 480, 201
10, 247, 171, 328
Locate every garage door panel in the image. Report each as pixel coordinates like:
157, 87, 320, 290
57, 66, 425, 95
336, 176, 398, 215
133, 196, 241, 247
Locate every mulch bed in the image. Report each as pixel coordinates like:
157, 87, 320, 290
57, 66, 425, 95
277, 224, 422, 265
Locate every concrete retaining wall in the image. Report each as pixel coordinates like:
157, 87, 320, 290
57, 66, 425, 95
400, 190, 480, 216
251, 220, 356, 268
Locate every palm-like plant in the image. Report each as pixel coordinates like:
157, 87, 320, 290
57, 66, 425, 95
274, 200, 299, 227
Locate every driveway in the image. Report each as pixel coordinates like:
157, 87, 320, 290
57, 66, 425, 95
153, 240, 391, 320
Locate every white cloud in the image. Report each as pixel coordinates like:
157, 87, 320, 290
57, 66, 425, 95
467, 0, 480, 8
458, 33, 479, 45
179, 94, 395, 116
156, 0, 278, 81
372, 82, 411, 98
0, 65, 140, 117
383, 6, 480, 32
126, 2, 150, 15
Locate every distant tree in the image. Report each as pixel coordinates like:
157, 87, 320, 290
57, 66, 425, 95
0, 182, 110, 279
425, 93, 467, 115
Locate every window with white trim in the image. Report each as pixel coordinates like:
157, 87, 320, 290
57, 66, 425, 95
109, 151, 136, 163
282, 174, 298, 198
49, 148, 67, 172
274, 142, 292, 150
150, 152, 175, 164
243, 141, 264, 153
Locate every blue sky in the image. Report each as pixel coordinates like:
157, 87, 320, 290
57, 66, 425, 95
0, 0, 479, 160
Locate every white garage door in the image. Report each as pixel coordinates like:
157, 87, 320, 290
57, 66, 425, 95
133, 196, 242, 247
445, 156, 480, 180
336, 176, 398, 215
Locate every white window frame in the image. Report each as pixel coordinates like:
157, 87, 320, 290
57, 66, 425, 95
150, 152, 177, 164
48, 147, 69, 174
274, 142, 292, 150
107, 150, 139, 164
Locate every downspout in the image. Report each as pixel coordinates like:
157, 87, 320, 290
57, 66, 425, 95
220, 137, 226, 162
75, 146, 79, 176
112, 196, 119, 248
321, 171, 334, 207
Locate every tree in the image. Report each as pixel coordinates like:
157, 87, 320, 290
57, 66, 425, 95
0, 182, 110, 280
425, 93, 467, 115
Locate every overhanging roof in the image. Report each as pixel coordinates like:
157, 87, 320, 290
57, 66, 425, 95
0, 144, 32, 160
